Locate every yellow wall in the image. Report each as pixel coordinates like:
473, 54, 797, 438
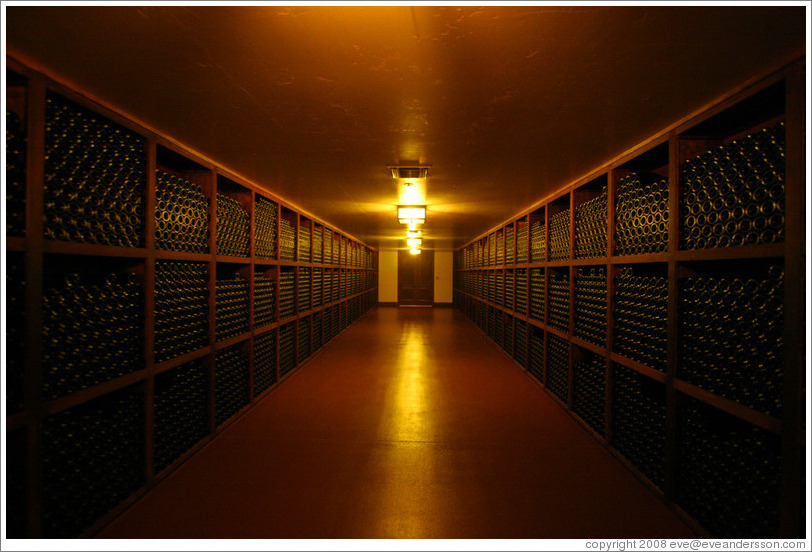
377, 249, 399, 303
433, 250, 454, 304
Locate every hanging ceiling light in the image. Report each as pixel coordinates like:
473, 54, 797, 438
406, 237, 422, 247
409, 246, 421, 255
398, 205, 426, 224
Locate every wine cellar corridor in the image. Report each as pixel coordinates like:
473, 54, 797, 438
3, 5, 808, 544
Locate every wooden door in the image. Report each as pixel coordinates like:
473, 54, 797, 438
398, 249, 434, 306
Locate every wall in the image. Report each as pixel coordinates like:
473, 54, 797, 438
433, 250, 454, 304
377, 248, 453, 305
377, 249, 399, 303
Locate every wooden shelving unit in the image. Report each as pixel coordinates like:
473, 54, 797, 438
453, 57, 805, 538
5, 57, 378, 539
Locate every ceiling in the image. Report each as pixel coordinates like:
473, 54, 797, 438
4, 5, 805, 250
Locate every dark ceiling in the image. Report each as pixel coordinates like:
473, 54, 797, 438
5, 5, 805, 249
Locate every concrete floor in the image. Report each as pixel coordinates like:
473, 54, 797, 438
96, 306, 695, 539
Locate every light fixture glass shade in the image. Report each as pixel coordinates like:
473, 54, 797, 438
398, 205, 426, 224
409, 247, 421, 255
406, 230, 422, 238
406, 237, 422, 247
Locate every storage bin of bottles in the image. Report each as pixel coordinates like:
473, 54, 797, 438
216, 194, 249, 256
549, 209, 571, 261
548, 270, 570, 332
547, 334, 569, 403
574, 267, 607, 347
572, 350, 606, 435
154, 261, 208, 363
44, 93, 146, 247
575, 188, 608, 259
613, 266, 667, 370
530, 219, 546, 261
253, 272, 276, 327
215, 274, 249, 342
279, 322, 296, 377
615, 174, 669, 255
154, 358, 209, 473
680, 122, 785, 250
253, 330, 277, 397
41, 386, 144, 538
254, 197, 277, 259
611, 364, 666, 488
215, 344, 250, 426
678, 263, 784, 416
676, 395, 781, 538
42, 267, 144, 399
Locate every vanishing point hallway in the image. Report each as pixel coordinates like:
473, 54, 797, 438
96, 307, 694, 539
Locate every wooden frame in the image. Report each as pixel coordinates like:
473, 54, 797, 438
452, 56, 805, 538
5, 56, 379, 538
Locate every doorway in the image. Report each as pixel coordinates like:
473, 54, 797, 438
398, 249, 434, 306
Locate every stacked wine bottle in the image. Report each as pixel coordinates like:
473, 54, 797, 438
254, 197, 277, 259
530, 219, 546, 261
574, 188, 608, 259
548, 271, 570, 332
215, 345, 250, 426
572, 352, 606, 435
549, 209, 570, 261
279, 270, 295, 320
6, 109, 26, 236
514, 320, 528, 367
529, 328, 545, 383
254, 272, 276, 327
154, 261, 208, 363
216, 194, 249, 257
505, 271, 514, 311
154, 358, 208, 472
313, 311, 324, 350
312, 268, 323, 308
42, 387, 144, 538
529, 268, 545, 323
44, 94, 146, 247
495, 231, 505, 265
613, 267, 667, 370
611, 365, 666, 488
676, 396, 781, 537
42, 269, 144, 399
155, 170, 208, 253
505, 226, 515, 264
547, 334, 570, 403
298, 268, 311, 312
515, 269, 527, 315
574, 267, 607, 347
681, 122, 785, 250
517, 223, 528, 263
215, 275, 249, 342
678, 265, 784, 416
298, 224, 311, 261
495, 272, 505, 306
253, 330, 277, 396
331, 270, 340, 302
279, 323, 296, 377
313, 226, 323, 262
615, 174, 669, 256
279, 218, 296, 260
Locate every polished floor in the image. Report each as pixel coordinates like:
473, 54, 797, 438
97, 306, 695, 539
